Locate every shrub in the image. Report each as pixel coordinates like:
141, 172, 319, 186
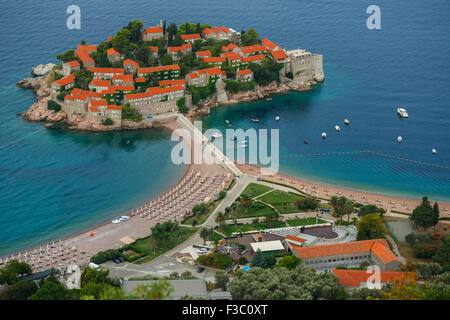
296, 197, 319, 210
238, 256, 248, 265
47, 100, 62, 112
218, 190, 227, 199
90, 249, 121, 264
197, 253, 233, 269
101, 118, 114, 126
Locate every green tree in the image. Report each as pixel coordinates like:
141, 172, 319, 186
277, 254, 301, 270
250, 250, 267, 269
129, 280, 173, 300
214, 271, 229, 291
433, 202, 440, 227
0, 260, 32, 285
200, 227, 212, 245
356, 213, 386, 240
410, 196, 436, 229
0, 280, 37, 300
30, 281, 80, 300
241, 28, 259, 46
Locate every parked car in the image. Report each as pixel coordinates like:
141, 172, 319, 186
197, 267, 205, 273
118, 256, 125, 262
197, 248, 208, 254
112, 258, 120, 264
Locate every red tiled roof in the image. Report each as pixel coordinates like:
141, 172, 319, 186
71, 88, 102, 98
89, 79, 111, 86
138, 64, 180, 74
196, 50, 212, 57
241, 44, 267, 55
148, 46, 158, 52
77, 44, 97, 52
198, 67, 223, 76
242, 54, 265, 63
203, 57, 226, 63
112, 74, 134, 82
223, 52, 242, 61
262, 38, 279, 50
67, 60, 80, 67
107, 48, 120, 56
75, 49, 94, 64
143, 26, 163, 34
135, 77, 146, 83
89, 99, 107, 107
159, 79, 186, 87
332, 269, 413, 287
107, 105, 122, 110
65, 94, 87, 101
181, 34, 201, 40
55, 74, 75, 86
107, 36, 113, 42
168, 43, 192, 52
123, 59, 139, 67
187, 72, 199, 79
88, 67, 124, 74
293, 239, 401, 264
272, 50, 288, 60
125, 92, 151, 100
221, 26, 230, 33
89, 106, 98, 112
147, 85, 184, 95
285, 234, 306, 243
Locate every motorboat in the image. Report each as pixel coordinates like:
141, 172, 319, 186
335, 125, 341, 132
397, 136, 403, 143
212, 132, 222, 139
251, 118, 260, 122
275, 116, 280, 121
225, 120, 229, 124
322, 132, 327, 138
397, 108, 408, 118
265, 98, 272, 101
432, 148, 437, 154
344, 118, 350, 125
304, 140, 308, 144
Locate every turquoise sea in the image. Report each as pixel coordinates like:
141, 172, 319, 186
0, 0, 449, 256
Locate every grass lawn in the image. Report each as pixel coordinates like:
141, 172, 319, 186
219, 221, 287, 236
286, 217, 326, 227
258, 189, 303, 204
224, 201, 275, 220
130, 226, 198, 264
241, 183, 273, 198
209, 231, 225, 243
274, 203, 302, 214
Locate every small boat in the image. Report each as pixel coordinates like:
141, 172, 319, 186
322, 132, 327, 139
230, 137, 237, 141
275, 116, 280, 121
432, 148, 437, 154
397, 108, 408, 118
212, 132, 222, 138
344, 118, 350, 125
304, 140, 308, 144
397, 136, 403, 143
112, 219, 121, 224
335, 125, 341, 132
239, 143, 248, 148
265, 98, 272, 101
251, 118, 260, 122
225, 120, 229, 124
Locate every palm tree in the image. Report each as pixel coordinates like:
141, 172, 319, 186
216, 212, 224, 226
200, 227, 211, 245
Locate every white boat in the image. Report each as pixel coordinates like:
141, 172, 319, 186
344, 118, 350, 125
251, 118, 260, 122
397, 136, 403, 143
112, 219, 121, 224
322, 132, 327, 138
397, 108, 408, 118
225, 120, 229, 124
275, 116, 280, 121
432, 148, 437, 154
212, 132, 222, 138
335, 125, 340, 132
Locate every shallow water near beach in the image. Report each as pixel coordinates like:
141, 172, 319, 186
0, 0, 449, 256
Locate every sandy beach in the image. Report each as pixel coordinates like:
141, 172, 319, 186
237, 163, 450, 219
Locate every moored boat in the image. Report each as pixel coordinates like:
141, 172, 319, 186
397, 108, 408, 118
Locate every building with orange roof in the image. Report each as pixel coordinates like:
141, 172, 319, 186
221, 43, 238, 52
111, 74, 134, 86
242, 54, 265, 65
135, 77, 146, 83
51, 74, 75, 98
158, 79, 186, 88
202, 56, 226, 67
292, 239, 402, 271
332, 269, 413, 288
236, 68, 253, 82
186, 67, 226, 87
148, 46, 158, 58
77, 44, 97, 53
63, 93, 88, 115
271, 50, 288, 61
107, 48, 122, 63
87, 67, 125, 80
181, 34, 202, 43
137, 64, 181, 80
167, 43, 192, 61
74, 49, 95, 68
202, 26, 233, 40
62, 60, 80, 75
221, 52, 242, 68
123, 59, 139, 74
88, 79, 111, 92
261, 38, 281, 51
239, 44, 268, 58
196, 50, 212, 59
142, 26, 164, 41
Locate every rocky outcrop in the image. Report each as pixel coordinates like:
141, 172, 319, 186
68, 120, 119, 132
22, 96, 67, 122
31, 63, 56, 77
215, 79, 229, 104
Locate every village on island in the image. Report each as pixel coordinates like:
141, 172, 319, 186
3, 19, 448, 302
19, 19, 324, 131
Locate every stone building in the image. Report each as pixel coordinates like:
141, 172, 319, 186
167, 43, 192, 61
63, 94, 88, 115
107, 48, 122, 64
186, 67, 226, 87
87, 67, 125, 80
236, 69, 253, 82
62, 60, 80, 76
88, 79, 111, 92
51, 74, 75, 98
142, 26, 164, 41
137, 64, 181, 81
180, 34, 202, 43
202, 26, 233, 40
123, 59, 139, 74
75, 49, 95, 69
281, 49, 324, 85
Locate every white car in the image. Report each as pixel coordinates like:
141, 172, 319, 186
197, 248, 208, 254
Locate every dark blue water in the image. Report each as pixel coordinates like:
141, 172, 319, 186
1, 0, 449, 256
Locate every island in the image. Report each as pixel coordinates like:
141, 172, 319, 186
17, 19, 324, 131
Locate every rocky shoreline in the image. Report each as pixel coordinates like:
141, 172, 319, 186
17, 64, 322, 131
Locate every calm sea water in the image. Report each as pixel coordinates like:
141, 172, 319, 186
0, 0, 449, 256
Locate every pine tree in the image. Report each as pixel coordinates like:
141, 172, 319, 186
433, 202, 440, 226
